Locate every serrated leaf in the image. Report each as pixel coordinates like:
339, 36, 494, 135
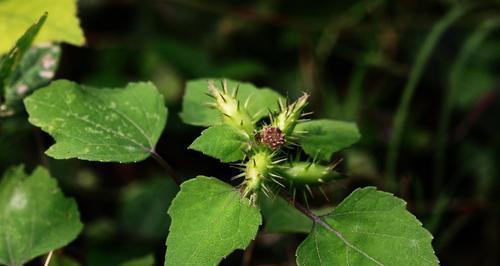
295, 119, 361, 161
0, 14, 46, 102
0, 0, 85, 54
189, 124, 248, 162
296, 187, 438, 266
0, 165, 83, 265
180, 78, 283, 127
24, 79, 167, 163
4, 44, 61, 112
165, 176, 261, 266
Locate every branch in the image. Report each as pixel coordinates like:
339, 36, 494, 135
150, 151, 183, 187
280, 192, 332, 232
281, 192, 381, 263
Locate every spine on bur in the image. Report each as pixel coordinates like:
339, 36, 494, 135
276, 161, 340, 186
272, 93, 309, 136
205, 80, 340, 201
207, 80, 255, 137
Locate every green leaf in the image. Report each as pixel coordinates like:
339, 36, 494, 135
165, 176, 261, 266
260, 196, 312, 233
0, 165, 83, 265
296, 187, 438, 266
0, 14, 46, 102
0, 0, 85, 54
189, 124, 248, 162
24, 80, 167, 163
4, 44, 61, 112
295, 119, 361, 161
180, 78, 283, 127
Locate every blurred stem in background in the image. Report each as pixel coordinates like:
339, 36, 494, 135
434, 17, 500, 194
385, 5, 468, 191
343, 65, 367, 121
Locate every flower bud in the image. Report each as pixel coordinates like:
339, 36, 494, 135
272, 93, 309, 135
243, 151, 273, 197
277, 161, 338, 186
208, 80, 255, 136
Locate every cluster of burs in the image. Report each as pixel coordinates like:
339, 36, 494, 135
206, 80, 339, 203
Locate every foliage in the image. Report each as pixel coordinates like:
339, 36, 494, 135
0, 166, 82, 265
3, 0, 498, 265
24, 80, 167, 163
0, 0, 84, 54
165, 176, 261, 266
296, 187, 438, 265
0, 14, 46, 116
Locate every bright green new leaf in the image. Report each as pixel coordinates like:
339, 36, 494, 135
189, 124, 248, 162
0, 166, 83, 265
165, 176, 262, 266
296, 187, 439, 266
0, 0, 85, 54
0, 14, 46, 101
180, 78, 283, 127
295, 119, 361, 161
24, 80, 167, 163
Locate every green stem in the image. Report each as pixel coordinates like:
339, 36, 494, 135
384, 5, 468, 191
344, 65, 367, 120
434, 17, 500, 193
150, 151, 183, 187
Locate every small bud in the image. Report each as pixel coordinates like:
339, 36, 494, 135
207, 80, 255, 135
277, 161, 339, 186
243, 151, 273, 197
272, 93, 309, 135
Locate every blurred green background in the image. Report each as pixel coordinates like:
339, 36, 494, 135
2, 0, 500, 265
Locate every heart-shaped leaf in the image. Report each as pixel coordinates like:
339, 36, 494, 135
165, 176, 261, 266
24, 80, 167, 163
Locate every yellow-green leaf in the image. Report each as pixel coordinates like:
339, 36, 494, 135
0, 0, 85, 54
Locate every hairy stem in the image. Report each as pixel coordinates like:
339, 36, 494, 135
384, 5, 467, 191
281, 192, 331, 231
150, 151, 182, 187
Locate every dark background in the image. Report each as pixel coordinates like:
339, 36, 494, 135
2, 0, 500, 265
